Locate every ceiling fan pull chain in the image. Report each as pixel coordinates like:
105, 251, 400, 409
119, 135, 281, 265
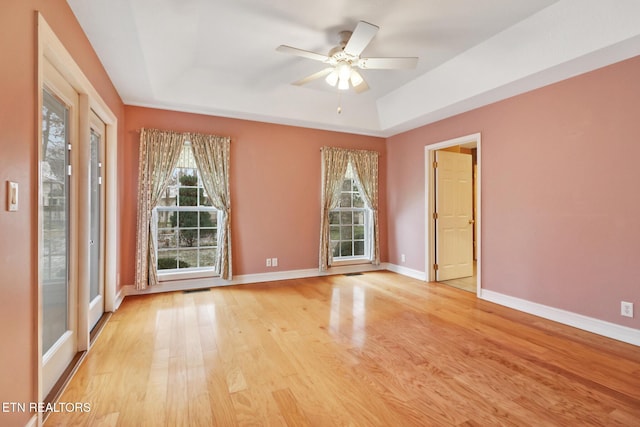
337, 91, 342, 114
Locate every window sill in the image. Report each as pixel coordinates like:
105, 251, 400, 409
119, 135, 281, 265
331, 257, 371, 267
158, 268, 217, 283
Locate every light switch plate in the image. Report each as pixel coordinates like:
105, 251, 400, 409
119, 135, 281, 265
7, 181, 18, 211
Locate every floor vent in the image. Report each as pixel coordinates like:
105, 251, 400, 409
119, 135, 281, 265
344, 272, 363, 276
183, 288, 211, 294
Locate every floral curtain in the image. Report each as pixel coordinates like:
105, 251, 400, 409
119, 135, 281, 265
319, 147, 380, 271
350, 150, 380, 265
134, 128, 185, 290
319, 147, 351, 271
190, 133, 233, 279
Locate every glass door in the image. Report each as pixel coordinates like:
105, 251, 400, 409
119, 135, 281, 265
41, 58, 78, 397
89, 111, 105, 330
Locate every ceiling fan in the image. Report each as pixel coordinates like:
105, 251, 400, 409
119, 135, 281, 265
276, 21, 418, 93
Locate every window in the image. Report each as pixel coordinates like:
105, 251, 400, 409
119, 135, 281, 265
155, 141, 218, 272
329, 162, 370, 260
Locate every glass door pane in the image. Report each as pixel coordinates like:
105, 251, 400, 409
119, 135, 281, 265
42, 89, 69, 355
89, 128, 101, 302
89, 111, 106, 330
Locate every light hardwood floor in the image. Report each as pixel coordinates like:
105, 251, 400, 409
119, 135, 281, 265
47, 272, 640, 426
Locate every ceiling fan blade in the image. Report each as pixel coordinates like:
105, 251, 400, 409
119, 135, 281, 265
276, 45, 329, 62
358, 57, 418, 69
343, 21, 379, 56
292, 68, 334, 86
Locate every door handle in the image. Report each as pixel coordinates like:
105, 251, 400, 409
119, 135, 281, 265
468, 219, 475, 224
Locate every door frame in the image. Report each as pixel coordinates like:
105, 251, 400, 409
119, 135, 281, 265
37, 12, 118, 411
424, 133, 481, 295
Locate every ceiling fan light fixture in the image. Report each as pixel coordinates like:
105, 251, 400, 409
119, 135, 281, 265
338, 77, 350, 90
350, 70, 364, 87
325, 70, 339, 87
336, 62, 351, 80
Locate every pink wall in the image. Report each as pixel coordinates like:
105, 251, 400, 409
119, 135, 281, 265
122, 106, 387, 286
0, 1, 124, 425
387, 55, 640, 328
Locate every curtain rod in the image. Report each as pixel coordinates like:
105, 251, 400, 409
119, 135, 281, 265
135, 128, 230, 140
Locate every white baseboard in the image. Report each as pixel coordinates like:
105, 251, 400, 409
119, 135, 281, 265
385, 263, 427, 281
113, 287, 125, 311
480, 289, 640, 347
121, 263, 388, 297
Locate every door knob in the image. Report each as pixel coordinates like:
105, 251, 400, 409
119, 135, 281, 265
468, 219, 475, 224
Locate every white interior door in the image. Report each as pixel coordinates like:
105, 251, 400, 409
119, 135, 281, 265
41, 59, 78, 396
435, 150, 473, 281
88, 111, 105, 330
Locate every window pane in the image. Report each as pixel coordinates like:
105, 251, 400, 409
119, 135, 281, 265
200, 248, 216, 267
330, 226, 340, 240
157, 250, 178, 270
354, 241, 365, 256
331, 242, 340, 258
353, 192, 365, 208
340, 211, 353, 225
178, 229, 198, 248
158, 189, 177, 207
340, 241, 352, 257
199, 229, 215, 247
339, 192, 352, 208
178, 249, 196, 269
341, 179, 351, 191
178, 211, 198, 228
178, 187, 199, 207
353, 211, 365, 225
179, 169, 197, 185
157, 210, 175, 228
200, 192, 212, 206
329, 211, 340, 224
340, 226, 352, 240
199, 211, 216, 227
353, 225, 365, 240
158, 230, 177, 249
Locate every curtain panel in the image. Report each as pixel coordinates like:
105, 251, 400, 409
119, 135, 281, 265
134, 128, 185, 290
350, 150, 380, 266
134, 128, 232, 290
190, 133, 233, 280
319, 146, 381, 271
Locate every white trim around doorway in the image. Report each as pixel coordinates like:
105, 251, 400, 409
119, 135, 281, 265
424, 133, 481, 296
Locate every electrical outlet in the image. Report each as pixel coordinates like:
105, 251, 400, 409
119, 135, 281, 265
401, 254, 406, 263
621, 301, 634, 318
272, 258, 278, 267
266, 258, 271, 267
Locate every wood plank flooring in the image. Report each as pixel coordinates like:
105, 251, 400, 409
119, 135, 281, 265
46, 271, 640, 426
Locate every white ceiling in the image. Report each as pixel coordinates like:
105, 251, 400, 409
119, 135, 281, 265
67, 0, 640, 137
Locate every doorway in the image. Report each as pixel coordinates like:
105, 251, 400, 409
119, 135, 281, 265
38, 14, 119, 411
41, 60, 79, 397
425, 133, 481, 295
